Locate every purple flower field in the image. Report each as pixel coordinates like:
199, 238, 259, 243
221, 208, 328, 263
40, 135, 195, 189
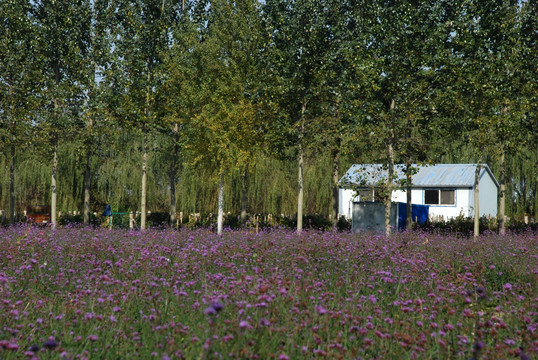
0, 227, 536, 359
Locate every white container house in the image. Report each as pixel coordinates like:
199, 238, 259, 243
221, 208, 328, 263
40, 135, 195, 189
339, 164, 499, 221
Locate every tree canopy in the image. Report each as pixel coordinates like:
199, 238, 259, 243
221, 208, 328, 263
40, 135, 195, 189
1, 0, 536, 227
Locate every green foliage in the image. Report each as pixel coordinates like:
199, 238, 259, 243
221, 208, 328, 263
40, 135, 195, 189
1, 0, 536, 223
416, 215, 502, 236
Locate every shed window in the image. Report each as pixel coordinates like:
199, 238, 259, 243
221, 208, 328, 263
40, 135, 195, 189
358, 189, 374, 202
424, 189, 455, 205
357, 188, 383, 202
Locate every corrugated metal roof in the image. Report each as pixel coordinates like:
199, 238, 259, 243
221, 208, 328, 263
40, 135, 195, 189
339, 164, 499, 188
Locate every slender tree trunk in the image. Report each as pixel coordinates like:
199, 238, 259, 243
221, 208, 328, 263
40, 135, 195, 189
9, 144, 15, 224
520, 160, 526, 216
385, 143, 395, 237
385, 99, 396, 237
217, 173, 224, 236
141, 61, 152, 231
83, 148, 91, 225
140, 136, 148, 230
297, 99, 307, 234
83, 119, 93, 225
240, 164, 248, 225
51, 141, 58, 229
474, 161, 481, 239
52, 66, 60, 230
498, 151, 506, 235
169, 123, 179, 228
406, 160, 412, 230
331, 104, 342, 228
297, 146, 304, 233
331, 146, 340, 227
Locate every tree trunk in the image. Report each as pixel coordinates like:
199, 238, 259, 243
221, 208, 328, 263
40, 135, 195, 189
297, 146, 304, 233
217, 174, 224, 236
9, 144, 15, 224
141, 61, 152, 231
521, 160, 526, 216
406, 161, 412, 230
331, 145, 340, 228
83, 118, 93, 226
83, 146, 91, 225
240, 164, 248, 225
385, 99, 396, 237
498, 151, 506, 235
297, 99, 307, 234
140, 136, 148, 230
169, 123, 179, 228
474, 161, 481, 239
385, 143, 395, 237
51, 142, 58, 229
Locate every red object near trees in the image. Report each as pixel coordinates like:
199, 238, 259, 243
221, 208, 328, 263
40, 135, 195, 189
26, 205, 51, 224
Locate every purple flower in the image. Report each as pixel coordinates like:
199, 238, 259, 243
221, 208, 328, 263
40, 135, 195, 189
28, 345, 41, 352
88, 335, 98, 342
204, 301, 224, 316
503, 283, 512, 291
239, 320, 252, 329
203, 306, 217, 316
3, 342, 19, 351
315, 306, 327, 315
210, 302, 224, 312
473, 341, 484, 352
43, 340, 59, 350
476, 287, 486, 299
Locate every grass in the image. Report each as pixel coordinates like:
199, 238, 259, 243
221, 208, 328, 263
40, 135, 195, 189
0, 226, 536, 359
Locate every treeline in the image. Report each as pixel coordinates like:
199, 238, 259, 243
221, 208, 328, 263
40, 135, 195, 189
1, 0, 536, 232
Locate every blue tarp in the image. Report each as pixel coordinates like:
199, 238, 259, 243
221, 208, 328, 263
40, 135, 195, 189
102, 204, 112, 217
398, 202, 429, 230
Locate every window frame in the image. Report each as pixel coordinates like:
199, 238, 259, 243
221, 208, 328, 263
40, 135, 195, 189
424, 188, 456, 206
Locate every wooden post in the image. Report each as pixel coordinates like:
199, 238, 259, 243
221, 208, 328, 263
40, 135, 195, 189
256, 215, 259, 234
109, 215, 113, 230
129, 212, 135, 229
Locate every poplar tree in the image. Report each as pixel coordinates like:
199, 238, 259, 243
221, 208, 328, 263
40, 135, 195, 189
363, 0, 462, 236
165, 0, 266, 235
111, 0, 181, 230
450, 0, 536, 236
80, 0, 116, 225
262, 0, 341, 233
34, 0, 91, 229
0, 0, 41, 223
